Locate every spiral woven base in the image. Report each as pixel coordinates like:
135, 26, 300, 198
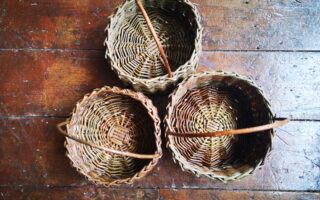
64, 87, 162, 186
105, 0, 202, 93
165, 71, 274, 182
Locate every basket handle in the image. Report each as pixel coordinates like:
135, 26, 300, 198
135, 0, 173, 78
167, 118, 289, 138
57, 121, 161, 159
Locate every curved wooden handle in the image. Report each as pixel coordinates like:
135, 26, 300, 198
167, 118, 289, 138
57, 121, 161, 159
135, 0, 173, 78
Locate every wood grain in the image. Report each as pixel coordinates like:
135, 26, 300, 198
195, 0, 320, 51
0, 118, 319, 191
0, 187, 158, 200
0, 50, 123, 117
0, 0, 319, 50
0, 0, 119, 50
0, 50, 319, 119
159, 189, 320, 200
0, 187, 319, 200
199, 51, 320, 120
0, 0, 319, 198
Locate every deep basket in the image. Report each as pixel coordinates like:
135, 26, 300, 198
104, 0, 202, 93
165, 71, 287, 182
57, 86, 162, 186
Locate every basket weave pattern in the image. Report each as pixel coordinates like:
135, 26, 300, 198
64, 86, 162, 186
105, 0, 202, 93
165, 71, 274, 182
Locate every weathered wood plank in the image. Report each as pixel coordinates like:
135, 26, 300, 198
199, 51, 320, 120
0, 187, 158, 200
0, 118, 319, 191
0, 0, 119, 50
159, 189, 320, 200
0, 50, 123, 117
0, 0, 319, 50
0, 118, 83, 186
0, 50, 319, 119
195, 0, 320, 51
0, 187, 319, 200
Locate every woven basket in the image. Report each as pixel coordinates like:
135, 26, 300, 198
165, 71, 288, 182
57, 86, 162, 186
104, 0, 202, 93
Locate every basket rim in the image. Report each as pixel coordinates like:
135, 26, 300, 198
64, 86, 162, 186
104, 0, 203, 92
164, 71, 274, 182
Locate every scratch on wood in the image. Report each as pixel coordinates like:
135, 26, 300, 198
269, 164, 280, 191
303, 150, 320, 169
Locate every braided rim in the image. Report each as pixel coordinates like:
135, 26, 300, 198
164, 71, 274, 182
64, 86, 162, 186
104, 0, 203, 93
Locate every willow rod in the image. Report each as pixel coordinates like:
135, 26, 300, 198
167, 118, 289, 138
135, 0, 173, 77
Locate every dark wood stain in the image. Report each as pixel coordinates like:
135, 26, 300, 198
0, 0, 319, 199
0, 0, 319, 50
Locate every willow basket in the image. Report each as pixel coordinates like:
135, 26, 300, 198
57, 86, 162, 186
104, 0, 202, 93
165, 71, 285, 182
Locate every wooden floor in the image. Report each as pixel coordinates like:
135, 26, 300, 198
0, 0, 320, 199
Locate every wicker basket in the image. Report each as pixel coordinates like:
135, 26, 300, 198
57, 86, 162, 186
104, 0, 202, 93
165, 71, 288, 182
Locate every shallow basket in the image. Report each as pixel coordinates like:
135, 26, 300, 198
57, 86, 162, 186
165, 71, 286, 182
104, 0, 202, 93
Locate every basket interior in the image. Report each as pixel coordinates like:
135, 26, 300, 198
168, 74, 273, 178
108, 0, 198, 79
66, 90, 157, 182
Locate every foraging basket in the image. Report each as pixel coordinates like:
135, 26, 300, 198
104, 0, 202, 93
57, 86, 162, 186
165, 71, 287, 182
